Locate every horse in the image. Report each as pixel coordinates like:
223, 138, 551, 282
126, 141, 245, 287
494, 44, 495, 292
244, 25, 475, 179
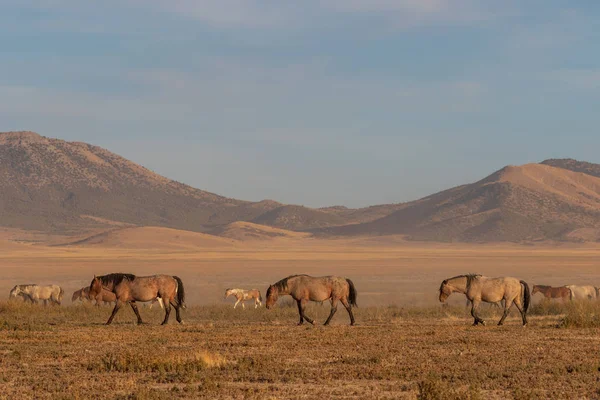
265, 275, 357, 326
72, 287, 91, 303
531, 285, 571, 302
566, 285, 597, 300
224, 288, 262, 309
439, 274, 530, 326
89, 273, 185, 325
9, 284, 64, 305
72, 286, 127, 306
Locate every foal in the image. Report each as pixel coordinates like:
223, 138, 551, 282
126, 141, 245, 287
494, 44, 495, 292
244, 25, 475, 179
224, 288, 262, 309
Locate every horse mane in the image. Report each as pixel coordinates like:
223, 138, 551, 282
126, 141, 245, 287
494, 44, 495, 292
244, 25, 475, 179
440, 274, 481, 293
97, 273, 136, 286
534, 284, 550, 289
273, 274, 308, 292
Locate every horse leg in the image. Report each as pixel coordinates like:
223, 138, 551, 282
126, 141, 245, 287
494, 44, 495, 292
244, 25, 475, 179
161, 301, 172, 325
497, 299, 513, 326
234, 299, 240, 309
296, 299, 314, 325
340, 297, 356, 326
171, 301, 183, 324
470, 299, 485, 326
106, 300, 123, 325
130, 302, 144, 325
242, 301, 245, 310
513, 297, 527, 326
324, 298, 338, 326
296, 300, 304, 325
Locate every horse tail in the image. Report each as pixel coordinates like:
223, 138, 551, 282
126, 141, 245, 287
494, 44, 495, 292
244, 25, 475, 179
520, 280, 530, 313
259, 291, 263, 302
173, 276, 186, 309
346, 278, 358, 307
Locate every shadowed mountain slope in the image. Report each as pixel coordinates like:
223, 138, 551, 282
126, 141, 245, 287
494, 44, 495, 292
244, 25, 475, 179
321, 163, 600, 242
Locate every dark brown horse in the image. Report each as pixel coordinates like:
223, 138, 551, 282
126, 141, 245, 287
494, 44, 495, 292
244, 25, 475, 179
532, 285, 571, 302
265, 275, 357, 326
89, 273, 185, 325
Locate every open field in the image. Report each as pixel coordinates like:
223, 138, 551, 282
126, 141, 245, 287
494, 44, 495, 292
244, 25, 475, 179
1, 237, 600, 398
1, 302, 599, 399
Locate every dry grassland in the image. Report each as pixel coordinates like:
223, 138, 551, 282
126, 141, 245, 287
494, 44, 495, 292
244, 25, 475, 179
1, 238, 600, 398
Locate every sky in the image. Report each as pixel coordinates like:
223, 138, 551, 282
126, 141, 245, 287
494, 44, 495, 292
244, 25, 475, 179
1, 1, 599, 207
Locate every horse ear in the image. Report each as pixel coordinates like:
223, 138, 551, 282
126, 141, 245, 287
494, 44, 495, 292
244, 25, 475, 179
442, 280, 448, 285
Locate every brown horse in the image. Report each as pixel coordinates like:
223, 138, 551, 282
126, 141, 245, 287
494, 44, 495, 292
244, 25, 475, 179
89, 273, 185, 325
224, 288, 262, 309
72, 286, 118, 305
532, 285, 571, 302
439, 274, 530, 326
265, 275, 357, 326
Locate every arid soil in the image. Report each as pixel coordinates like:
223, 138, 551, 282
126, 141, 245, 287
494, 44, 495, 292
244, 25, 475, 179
1, 239, 600, 399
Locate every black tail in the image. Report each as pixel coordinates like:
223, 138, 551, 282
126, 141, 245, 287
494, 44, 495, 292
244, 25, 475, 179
259, 291, 263, 302
520, 280, 530, 313
346, 278, 358, 307
173, 276, 186, 308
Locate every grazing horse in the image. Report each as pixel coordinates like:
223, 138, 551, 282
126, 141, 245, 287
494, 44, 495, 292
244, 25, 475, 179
265, 275, 357, 326
224, 288, 262, 309
439, 274, 530, 326
532, 285, 571, 302
72, 286, 137, 306
72, 287, 91, 303
566, 285, 597, 300
89, 273, 185, 325
9, 284, 64, 305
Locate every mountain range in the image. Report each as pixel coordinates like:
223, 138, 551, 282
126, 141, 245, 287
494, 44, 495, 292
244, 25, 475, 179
2, 131, 600, 243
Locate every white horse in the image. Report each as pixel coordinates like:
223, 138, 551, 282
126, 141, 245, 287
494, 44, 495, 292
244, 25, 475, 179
224, 288, 262, 309
566, 285, 597, 300
9, 284, 64, 305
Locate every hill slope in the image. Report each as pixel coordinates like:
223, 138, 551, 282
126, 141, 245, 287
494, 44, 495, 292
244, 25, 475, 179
0, 131, 400, 234
322, 163, 600, 242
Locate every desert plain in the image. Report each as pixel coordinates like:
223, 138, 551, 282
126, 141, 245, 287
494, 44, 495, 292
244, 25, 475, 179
1, 228, 600, 399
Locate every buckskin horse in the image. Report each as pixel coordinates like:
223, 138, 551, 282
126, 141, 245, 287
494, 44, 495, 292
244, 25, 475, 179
439, 274, 530, 326
265, 275, 357, 326
89, 273, 185, 325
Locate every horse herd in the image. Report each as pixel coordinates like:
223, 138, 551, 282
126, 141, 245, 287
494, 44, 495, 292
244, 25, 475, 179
7, 273, 600, 327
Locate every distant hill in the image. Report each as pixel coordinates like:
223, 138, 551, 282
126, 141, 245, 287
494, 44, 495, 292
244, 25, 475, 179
4, 131, 600, 243
541, 158, 600, 179
210, 221, 310, 241
321, 163, 600, 242
0, 131, 399, 235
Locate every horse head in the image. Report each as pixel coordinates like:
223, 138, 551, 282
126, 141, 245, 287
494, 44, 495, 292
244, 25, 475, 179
265, 285, 278, 309
531, 285, 539, 295
8, 285, 20, 299
438, 280, 451, 303
224, 288, 233, 299
88, 276, 102, 298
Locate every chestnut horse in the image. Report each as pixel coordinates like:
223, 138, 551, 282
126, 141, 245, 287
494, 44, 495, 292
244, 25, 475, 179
439, 274, 530, 326
89, 273, 185, 325
532, 285, 571, 302
265, 275, 357, 326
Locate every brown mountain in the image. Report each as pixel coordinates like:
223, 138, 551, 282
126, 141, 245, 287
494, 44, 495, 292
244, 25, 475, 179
541, 158, 600, 179
0, 131, 400, 235
321, 162, 600, 242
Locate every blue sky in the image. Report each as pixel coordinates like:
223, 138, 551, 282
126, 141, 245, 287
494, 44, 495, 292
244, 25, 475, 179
1, 1, 599, 207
